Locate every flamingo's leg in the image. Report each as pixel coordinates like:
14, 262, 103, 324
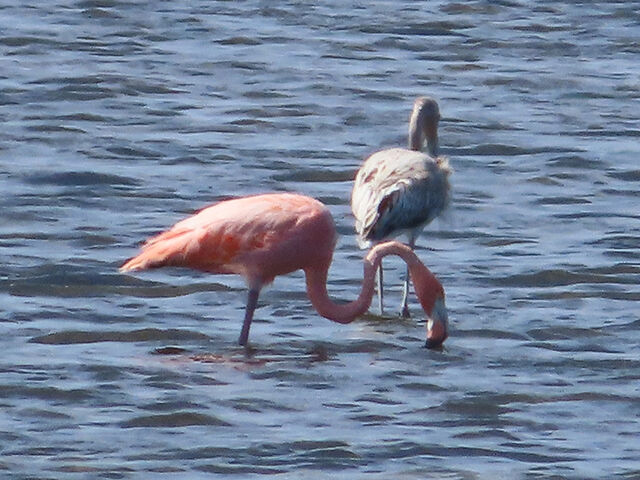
377, 262, 384, 315
239, 288, 260, 346
400, 235, 416, 318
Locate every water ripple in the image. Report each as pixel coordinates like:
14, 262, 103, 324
30, 328, 210, 345
121, 412, 231, 428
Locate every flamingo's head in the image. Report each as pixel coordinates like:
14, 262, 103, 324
409, 96, 440, 156
411, 265, 448, 349
425, 296, 448, 349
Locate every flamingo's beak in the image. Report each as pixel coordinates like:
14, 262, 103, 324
425, 296, 448, 349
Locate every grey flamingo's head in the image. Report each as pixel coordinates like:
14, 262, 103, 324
408, 96, 440, 157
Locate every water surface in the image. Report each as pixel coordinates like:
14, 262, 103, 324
1, 2, 639, 479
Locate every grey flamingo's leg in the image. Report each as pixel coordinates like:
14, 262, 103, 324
239, 288, 260, 346
377, 262, 384, 315
400, 272, 411, 318
400, 235, 416, 318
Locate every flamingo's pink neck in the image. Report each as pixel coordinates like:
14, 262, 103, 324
304, 241, 440, 324
303, 255, 377, 324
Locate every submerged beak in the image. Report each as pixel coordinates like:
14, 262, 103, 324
425, 296, 448, 349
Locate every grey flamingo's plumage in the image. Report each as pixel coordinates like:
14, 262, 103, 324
351, 97, 451, 317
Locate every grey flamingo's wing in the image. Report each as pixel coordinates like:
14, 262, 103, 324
351, 148, 450, 247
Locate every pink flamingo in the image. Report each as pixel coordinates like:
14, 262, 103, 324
351, 97, 451, 317
120, 193, 448, 348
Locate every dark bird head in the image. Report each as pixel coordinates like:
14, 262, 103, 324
409, 96, 440, 157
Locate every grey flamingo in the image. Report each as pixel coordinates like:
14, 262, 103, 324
351, 96, 451, 317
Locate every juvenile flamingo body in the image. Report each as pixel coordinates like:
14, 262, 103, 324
121, 193, 448, 347
351, 97, 451, 317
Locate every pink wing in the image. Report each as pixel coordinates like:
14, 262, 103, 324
121, 193, 335, 286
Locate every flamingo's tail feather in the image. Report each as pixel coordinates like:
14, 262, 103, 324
120, 230, 192, 272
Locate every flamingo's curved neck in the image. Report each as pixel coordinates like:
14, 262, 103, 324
304, 241, 433, 324
408, 109, 439, 157
304, 257, 377, 324
408, 123, 423, 152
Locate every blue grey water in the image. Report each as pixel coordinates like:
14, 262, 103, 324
1, 1, 639, 479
